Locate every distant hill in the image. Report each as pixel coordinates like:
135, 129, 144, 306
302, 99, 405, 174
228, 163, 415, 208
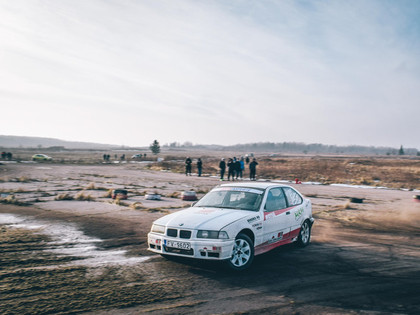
1, 135, 418, 155
0, 135, 121, 150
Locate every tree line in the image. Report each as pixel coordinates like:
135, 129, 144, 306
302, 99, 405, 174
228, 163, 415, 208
161, 141, 419, 156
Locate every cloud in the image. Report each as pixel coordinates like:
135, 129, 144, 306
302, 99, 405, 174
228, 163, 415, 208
0, 0, 419, 148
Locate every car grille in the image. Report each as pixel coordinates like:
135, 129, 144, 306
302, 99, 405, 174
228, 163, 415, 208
166, 229, 191, 239
167, 229, 177, 237
164, 246, 194, 256
179, 230, 191, 239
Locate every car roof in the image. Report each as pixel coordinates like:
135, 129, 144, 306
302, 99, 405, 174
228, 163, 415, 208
219, 182, 291, 190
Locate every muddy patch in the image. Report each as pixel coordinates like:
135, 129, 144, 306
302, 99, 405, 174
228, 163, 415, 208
0, 213, 150, 267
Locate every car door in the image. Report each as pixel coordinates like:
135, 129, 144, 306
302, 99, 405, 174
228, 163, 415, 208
282, 187, 304, 233
262, 187, 293, 245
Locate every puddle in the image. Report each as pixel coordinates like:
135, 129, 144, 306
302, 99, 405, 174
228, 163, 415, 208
0, 213, 150, 267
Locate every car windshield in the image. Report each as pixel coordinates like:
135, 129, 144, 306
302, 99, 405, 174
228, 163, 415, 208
194, 187, 264, 211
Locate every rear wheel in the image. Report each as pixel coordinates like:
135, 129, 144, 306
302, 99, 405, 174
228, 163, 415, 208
296, 220, 311, 247
226, 233, 254, 271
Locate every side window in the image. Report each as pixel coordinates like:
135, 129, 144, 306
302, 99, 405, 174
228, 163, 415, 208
283, 187, 303, 206
264, 188, 287, 211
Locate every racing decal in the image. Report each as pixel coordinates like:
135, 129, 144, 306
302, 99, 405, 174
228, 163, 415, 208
255, 227, 301, 255
252, 222, 262, 229
294, 208, 304, 220
195, 208, 217, 214
263, 206, 294, 221
247, 215, 260, 224
268, 232, 283, 244
213, 187, 264, 194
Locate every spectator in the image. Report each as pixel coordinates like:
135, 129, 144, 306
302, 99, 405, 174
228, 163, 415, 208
240, 157, 245, 178
249, 158, 258, 181
219, 158, 226, 181
235, 157, 242, 179
227, 158, 235, 181
197, 158, 203, 177
185, 157, 192, 176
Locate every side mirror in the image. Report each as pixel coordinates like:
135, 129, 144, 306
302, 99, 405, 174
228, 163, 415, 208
191, 201, 197, 207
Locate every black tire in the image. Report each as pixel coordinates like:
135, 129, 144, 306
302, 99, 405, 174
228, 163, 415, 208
296, 220, 311, 247
226, 233, 254, 271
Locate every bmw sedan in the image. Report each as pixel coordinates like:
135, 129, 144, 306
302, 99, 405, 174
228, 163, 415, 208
148, 182, 314, 270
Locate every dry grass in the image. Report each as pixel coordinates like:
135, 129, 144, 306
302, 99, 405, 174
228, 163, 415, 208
110, 198, 129, 206
0, 194, 29, 206
55, 193, 74, 201
341, 200, 352, 209
167, 191, 181, 198
103, 189, 113, 198
86, 182, 96, 190
255, 157, 420, 190
129, 202, 145, 210
75, 192, 95, 201
153, 156, 419, 190
16, 176, 32, 182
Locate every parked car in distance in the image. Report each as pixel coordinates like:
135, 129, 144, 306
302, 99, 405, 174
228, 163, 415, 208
112, 189, 128, 199
131, 154, 143, 159
32, 154, 52, 161
148, 182, 313, 270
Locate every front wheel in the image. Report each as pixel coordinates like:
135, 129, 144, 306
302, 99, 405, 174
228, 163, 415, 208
296, 220, 311, 247
226, 233, 254, 271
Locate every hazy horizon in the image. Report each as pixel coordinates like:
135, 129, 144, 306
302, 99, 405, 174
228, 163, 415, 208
1, 134, 418, 152
1, 0, 419, 148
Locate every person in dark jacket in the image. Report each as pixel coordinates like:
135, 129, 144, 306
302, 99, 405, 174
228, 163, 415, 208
185, 157, 192, 176
227, 158, 235, 181
235, 158, 242, 179
249, 158, 258, 181
219, 158, 226, 180
197, 158, 203, 177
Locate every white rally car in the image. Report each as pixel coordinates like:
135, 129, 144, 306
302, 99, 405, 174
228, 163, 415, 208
148, 182, 314, 270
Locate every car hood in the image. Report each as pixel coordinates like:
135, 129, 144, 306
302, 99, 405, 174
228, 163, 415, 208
153, 207, 255, 230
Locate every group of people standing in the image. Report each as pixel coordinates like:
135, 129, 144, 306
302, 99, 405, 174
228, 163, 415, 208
185, 157, 202, 177
185, 156, 258, 181
219, 156, 258, 181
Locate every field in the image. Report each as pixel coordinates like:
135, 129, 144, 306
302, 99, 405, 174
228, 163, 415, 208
0, 150, 419, 314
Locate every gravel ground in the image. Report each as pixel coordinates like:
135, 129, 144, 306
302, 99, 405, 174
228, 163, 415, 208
1, 163, 419, 314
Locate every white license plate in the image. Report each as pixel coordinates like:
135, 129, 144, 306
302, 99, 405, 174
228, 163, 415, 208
165, 240, 191, 250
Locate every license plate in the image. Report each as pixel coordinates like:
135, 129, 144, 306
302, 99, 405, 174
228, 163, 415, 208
165, 240, 191, 250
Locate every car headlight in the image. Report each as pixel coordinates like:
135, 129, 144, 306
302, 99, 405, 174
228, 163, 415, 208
197, 230, 229, 239
151, 224, 165, 234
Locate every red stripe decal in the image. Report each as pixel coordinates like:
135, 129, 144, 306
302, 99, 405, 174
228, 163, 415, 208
255, 227, 301, 256
263, 206, 295, 220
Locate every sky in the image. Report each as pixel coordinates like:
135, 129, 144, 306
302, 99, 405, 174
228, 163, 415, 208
1, 0, 419, 148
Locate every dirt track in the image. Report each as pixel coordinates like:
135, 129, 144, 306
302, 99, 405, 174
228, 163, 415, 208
1, 163, 419, 314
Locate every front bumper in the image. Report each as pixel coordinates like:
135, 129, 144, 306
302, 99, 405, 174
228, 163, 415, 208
148, 232, 234, 260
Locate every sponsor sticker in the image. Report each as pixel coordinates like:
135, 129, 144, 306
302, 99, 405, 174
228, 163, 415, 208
295, 208, 304, 220
247, 215, 261, 224
213, 187, 264, 194
268, 232, 283, 244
